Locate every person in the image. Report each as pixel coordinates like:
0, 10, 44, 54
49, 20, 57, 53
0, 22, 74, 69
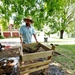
19, 16, 38, 44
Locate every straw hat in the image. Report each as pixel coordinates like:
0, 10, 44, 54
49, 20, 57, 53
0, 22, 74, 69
23, 16, 34, 23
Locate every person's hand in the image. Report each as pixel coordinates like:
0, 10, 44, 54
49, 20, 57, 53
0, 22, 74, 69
20, 41, 23, 44
36, 40, 38, 43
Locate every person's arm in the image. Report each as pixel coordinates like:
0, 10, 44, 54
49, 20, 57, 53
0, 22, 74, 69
32, 27, 38, 43
19, 34, 23, 44
33, 34, 38, 43
19, 26, 23, 44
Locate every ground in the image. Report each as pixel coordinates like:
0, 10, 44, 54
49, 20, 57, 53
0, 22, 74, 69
0, 38, 75, 75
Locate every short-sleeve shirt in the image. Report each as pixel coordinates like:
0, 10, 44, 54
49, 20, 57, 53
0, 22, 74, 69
20, 25, 36, 44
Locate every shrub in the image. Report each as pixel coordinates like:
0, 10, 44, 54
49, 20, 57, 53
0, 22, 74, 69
0, 35, 4, 39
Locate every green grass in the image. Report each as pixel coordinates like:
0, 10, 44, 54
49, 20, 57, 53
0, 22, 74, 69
52, 45, 75, 75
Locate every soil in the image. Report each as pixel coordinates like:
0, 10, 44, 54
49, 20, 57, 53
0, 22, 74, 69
0, 47, 20, 59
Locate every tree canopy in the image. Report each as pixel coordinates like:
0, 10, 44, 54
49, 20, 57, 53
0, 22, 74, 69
0, 0, 75, 38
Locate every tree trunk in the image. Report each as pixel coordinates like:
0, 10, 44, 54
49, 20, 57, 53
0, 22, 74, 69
60, 30, 64, 39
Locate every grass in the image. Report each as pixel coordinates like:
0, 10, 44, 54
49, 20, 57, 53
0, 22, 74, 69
51, 45, 75, 75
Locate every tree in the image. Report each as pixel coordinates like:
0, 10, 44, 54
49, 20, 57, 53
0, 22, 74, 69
0, 0, 75, 39
43, 0, 75, 39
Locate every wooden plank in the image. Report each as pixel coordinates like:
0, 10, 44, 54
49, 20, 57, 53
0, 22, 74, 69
20, 60, 51, 71
22, 51, 52, 61
22, 43, 39, 52
20, 44, 24, 56
22, 43, 51, 51
38, 43, 51, 50
22, 43, 38, 49
22, 43, 38, 46
20, 64, 48, 75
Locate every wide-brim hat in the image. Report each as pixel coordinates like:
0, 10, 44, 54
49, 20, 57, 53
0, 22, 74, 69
23, 16, 34, 23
